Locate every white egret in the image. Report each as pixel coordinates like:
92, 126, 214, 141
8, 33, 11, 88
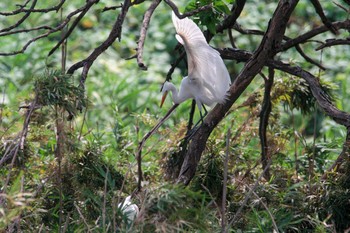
160, 12, 231, 114
137, 12, 233, 176
118, 195, 139, 224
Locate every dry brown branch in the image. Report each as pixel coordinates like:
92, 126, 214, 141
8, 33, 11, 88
280, 20, 350, 52
67, 0, 132, 87
0, 0, 65, 15
102, 4, 123, 12
218, 47, 350, 127
48, 0, 100, 56
136, 0, 162, 70
233, 24, 326, 70
0, 0, 38, 32
215, 0, 246, 34
316, 38, 350, 50
0, 3, 91, 56
310, 0, 338, 34
136, 104, 179, 190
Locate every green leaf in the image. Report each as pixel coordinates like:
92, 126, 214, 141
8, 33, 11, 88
214, 0, 231, 14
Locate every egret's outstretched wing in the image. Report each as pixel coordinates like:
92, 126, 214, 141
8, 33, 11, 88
172, 12, 207, 73
172, 12, 231, 103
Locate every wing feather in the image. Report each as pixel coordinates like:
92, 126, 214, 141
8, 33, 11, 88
172, 12, 231, 104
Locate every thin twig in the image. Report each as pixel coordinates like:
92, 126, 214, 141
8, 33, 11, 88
136, 104, 179, 190
316, 38, 350, 50
67, 0, 132, 89
102, 167, 109, 231
164, 0, 212, 19
201, 184, 222, 220
74, 202, 92, 232
226, 159, 272, 230
296, 44, 326, 70
249, 188, 279, 233
0, 0, 38, 33
0, 0, 65, 15
310, 0, 338, 34
0, 25, 53, 37
48, 0, 100, 56
102, 4, 123, 12
0, 3, 88, 56
221, 129, 230, 233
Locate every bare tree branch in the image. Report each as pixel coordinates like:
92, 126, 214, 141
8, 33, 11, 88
280, 20, 350, 52
316, 38, 350, 50
0, 3, 91, 56
219, 47, 350, 127
295, 44, 326, 70
102, 4, 123, 12
0, 0, 38, 33
310, 0, 338, 34
67, 0, 132, 87
0, 0, 66, 15
48, 0, 100, 56
136, 0, 162, 70
0, 25, 53, 37
232, 24, 326, 70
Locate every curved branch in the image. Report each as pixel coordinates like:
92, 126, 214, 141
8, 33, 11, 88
259, 68, 274, 180
0, 25, 53, 37
216, 0, 246, 34
295, 44, 326, 70
310, 0, 338, 34
0, 0, 38, 33
0, 3, 90, 56
136, 0, 161, 70
316, 38, 350, 50
0, 0, 65, 15
67, 0, 132, 87
48, 0, 100, 56
232, 24, 326, 70
280, 20, 350, 52
218, 47, 350, 127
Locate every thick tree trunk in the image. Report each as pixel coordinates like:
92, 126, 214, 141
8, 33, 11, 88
177, 0, 300, 185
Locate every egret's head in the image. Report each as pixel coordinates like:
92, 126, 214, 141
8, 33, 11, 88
160, 81, 170, 108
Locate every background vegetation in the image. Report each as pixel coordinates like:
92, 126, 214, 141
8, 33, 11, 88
1, 0, 350, 232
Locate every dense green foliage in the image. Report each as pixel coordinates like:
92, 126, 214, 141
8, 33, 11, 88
1, 0, 350, 232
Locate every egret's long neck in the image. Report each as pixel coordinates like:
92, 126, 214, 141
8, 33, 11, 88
168, 84, 181, 104
168, 83, 188, 104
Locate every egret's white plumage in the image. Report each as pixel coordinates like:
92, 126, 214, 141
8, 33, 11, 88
118, 195, 139, 223
161, 12, 231, 111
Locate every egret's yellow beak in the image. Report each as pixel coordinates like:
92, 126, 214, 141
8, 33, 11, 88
160, 91, 168, 108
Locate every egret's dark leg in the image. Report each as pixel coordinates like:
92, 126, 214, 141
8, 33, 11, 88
182, 104, 208, 140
